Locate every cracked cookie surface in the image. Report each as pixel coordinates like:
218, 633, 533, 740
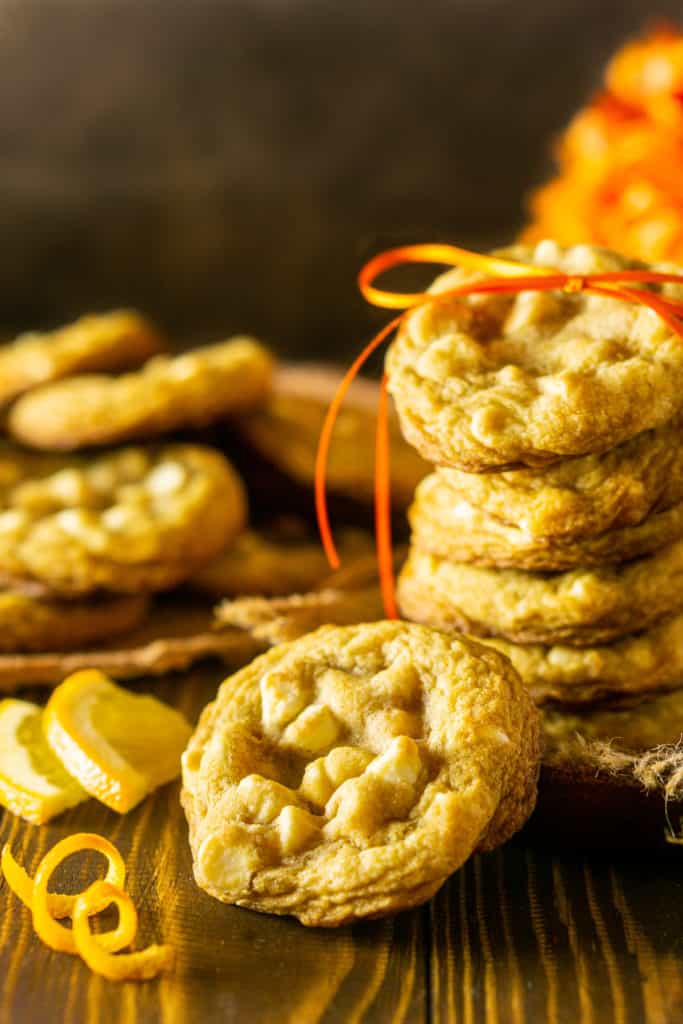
9, 336, 272, 450
0, 444, 246, 595
0, 310, 164, 407
453, 612, 683, 704
386, 241, 683, 470
182, 620, 539, 925
427, 417, 683, 543
413, 454, 683, 573
410, 472, 683, 571
398, 541, 683, 646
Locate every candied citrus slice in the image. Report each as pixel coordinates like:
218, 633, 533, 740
0, 699, 87, 824
43, 670, 192, 813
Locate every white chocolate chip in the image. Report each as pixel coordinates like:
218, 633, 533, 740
236, 774, 298, 824
146, 461, 187, 496
281, 704, 341, 755
367, 736, 422, 787
299, 747, 372, 808
260, 671, 309, 734
299, 759, 334, 808
276, 805, 321, 856
197, 828, 260, 893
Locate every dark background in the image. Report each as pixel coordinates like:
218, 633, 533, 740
0, 0, 680, 357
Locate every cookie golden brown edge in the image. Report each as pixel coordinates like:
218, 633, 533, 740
182, 621, 539, 926
386, 241, 683, 470
0, 444, 247, 596
0, 310, 165, 407
8, 336, 273, 450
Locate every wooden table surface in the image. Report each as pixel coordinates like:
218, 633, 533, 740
2, 665, 683, 1024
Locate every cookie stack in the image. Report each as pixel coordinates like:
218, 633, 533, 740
389, 240, 683, 712
0, 311, 274, 671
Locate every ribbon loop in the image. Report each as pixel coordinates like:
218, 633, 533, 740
317, 243, 683, 619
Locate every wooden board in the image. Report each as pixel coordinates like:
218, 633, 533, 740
2, 664, 683, 1023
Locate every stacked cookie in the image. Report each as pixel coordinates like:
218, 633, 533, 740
389, 240, 683, 709
0, 311, 274, 668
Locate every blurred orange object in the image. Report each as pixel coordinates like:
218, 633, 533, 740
524, 25, 683, 263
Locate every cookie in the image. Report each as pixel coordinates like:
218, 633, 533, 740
9, 336, 273, 450
0, 592, 148, 653
0, 444, 246, 596
397, 543, 683, 646
181, 621, 539, 926
191, 523, 373, 598
399, 566, 683, 702
386, 240, 683, 470
0, 310, 164, 407
410, 472, 683, 570
478, 615, 683, 704
542, 687, 683, 758
234, 363, 428, 507
426, 415, 683, 543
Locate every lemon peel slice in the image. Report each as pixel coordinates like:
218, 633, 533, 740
0, 699, 87, 824
43, 670, 192, 813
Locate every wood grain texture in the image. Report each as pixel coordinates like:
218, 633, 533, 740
1, 664, 683, 1023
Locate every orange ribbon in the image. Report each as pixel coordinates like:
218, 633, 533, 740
315, 243, 683, 619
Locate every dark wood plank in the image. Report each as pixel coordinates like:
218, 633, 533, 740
0, 666, 428, 1024
429, 840, 683, 1024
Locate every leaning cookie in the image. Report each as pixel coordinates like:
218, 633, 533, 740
190, 524, 374, 598
182, 621, 539, 926
233, 363, 428, 508
386, 241, 683, 470
430, 417, 683, 542
0, 444, 246, 595
397, 543, 683, 646
0, 310, 164, 407
410, 473, 683, 571
9, 336, 273, 450
0, 591, 149, 653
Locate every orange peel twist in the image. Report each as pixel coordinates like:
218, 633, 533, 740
315, 243, 683, 618
73, 881, 173, 982
1, 834, 172, 981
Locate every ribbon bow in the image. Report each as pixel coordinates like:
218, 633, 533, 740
315, 243, 683, 619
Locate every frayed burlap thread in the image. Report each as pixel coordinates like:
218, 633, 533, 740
545, 734, 683, 843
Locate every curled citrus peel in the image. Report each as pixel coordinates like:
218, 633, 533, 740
315, 243, 683, 617
2, 843, 82, 920
73, 881, 173, 981
1, 834, 172, 980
